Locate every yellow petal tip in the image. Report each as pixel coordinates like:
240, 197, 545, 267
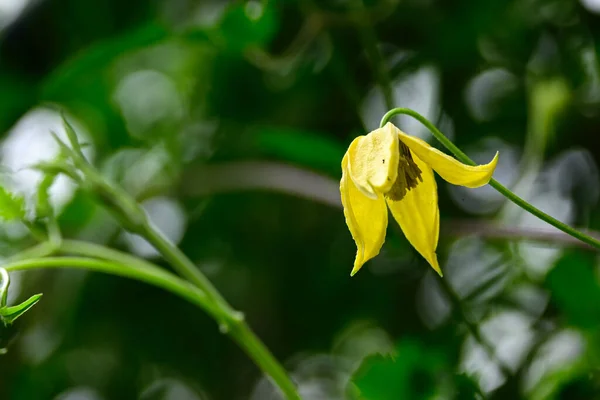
488, 151, 500, 172
428, 256, 443, 277
350, 266, 360, 277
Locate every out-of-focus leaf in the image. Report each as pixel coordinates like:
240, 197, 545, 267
0, 187, 26, 221
529, 78, 570, 144
351, 339, 446, 400
254, 127, 345, 174
217, 2, 278, 52
523, 329, 586, 400
528, 359, 588, 400
546, 251, 600, 329
41, 23, 171, 99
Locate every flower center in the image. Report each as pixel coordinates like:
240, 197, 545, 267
385, 141, 423, 201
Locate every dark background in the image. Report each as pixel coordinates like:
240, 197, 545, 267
2, 0, 600, 399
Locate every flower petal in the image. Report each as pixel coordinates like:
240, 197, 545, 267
386, 153, 442, 276
348, 124, 399, 197
392, 124, 498, 188
341, 139, 388, 276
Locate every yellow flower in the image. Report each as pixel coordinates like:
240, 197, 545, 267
340, 122, 498, 277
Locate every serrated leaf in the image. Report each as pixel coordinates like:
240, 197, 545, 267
0, 186, 26, 221
0, 293, 43, 325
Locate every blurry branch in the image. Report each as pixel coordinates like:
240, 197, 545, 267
245, 15, 325, 72
446, 220, 600, 250
39, 0, 399, 98
299, 0, 399, 26
39, 0, 400, 99
436, 276, 514, 379
183, 161, 600, 250
353, 0, 395, 110
185, 161, 341, 207
246, 0, 399, 72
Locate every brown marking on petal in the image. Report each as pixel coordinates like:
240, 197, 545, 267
385, 141, 423, 201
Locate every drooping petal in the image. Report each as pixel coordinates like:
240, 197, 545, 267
391, 124, 498, 188
348, 124, 399, 198
386, 152, 442, 276
341, 139, 388, 276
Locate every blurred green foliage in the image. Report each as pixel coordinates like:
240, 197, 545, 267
2, 0, 600, 399
352, 340, 448, 400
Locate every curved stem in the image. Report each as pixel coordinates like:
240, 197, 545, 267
139, 222, 235, 317
60, 240, 169, 274
4, 257, 220, 319
65, 242, 300, 399
4, 255, 301, 399
380, 107, 600, 251
70, 149, 236, 320
49, 124, 301, 398
60, 241, 300, 398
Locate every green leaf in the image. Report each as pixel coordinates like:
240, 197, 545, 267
62, 115, 85, 157
0, 294, 43, 325
0, 186, 26, 221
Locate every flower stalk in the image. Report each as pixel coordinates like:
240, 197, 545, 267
379, 107, 600, 251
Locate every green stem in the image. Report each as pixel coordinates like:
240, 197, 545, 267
4, 255, 301, 399
4, 257, 221, 320
380, 107, 600, 250
139, 222, 235, 317
63, 242, 300, 399
59, 239, 234, 324
8, 241, 58, 262
50, 120, 301, 398
71, 149, 234, 316
60, 240, 159, 271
